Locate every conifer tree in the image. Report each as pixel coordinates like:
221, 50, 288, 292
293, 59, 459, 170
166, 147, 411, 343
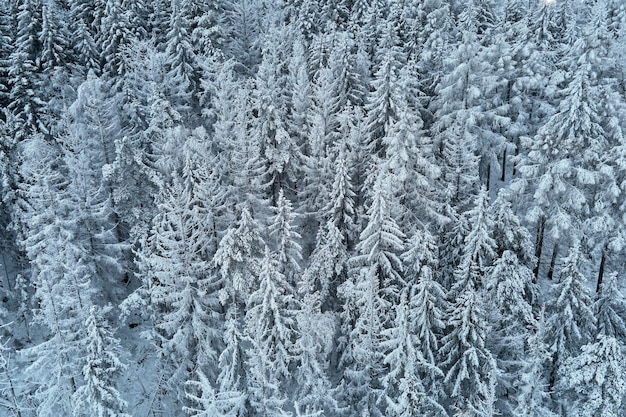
402, 229, 447, 396
245, 247, 297, 417
74, 305, 130, 417
185, 369, 246, 417
546, 243, 597, 400
382, 292, 446, 417
269, 188, 302, 285
558, 334, 625, 417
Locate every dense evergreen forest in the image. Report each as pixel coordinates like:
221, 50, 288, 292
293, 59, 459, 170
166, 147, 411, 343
1, 0, 626, 415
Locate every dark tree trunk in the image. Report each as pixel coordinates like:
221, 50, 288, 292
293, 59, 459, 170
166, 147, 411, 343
533, 216, 546, 282
501, 148, 507, 182
596, 247, 607, 293
547, 243, 559, 280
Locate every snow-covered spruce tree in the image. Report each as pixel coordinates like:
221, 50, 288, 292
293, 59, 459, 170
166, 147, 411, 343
546, 242, 597, 410
0, 336, 27, 417
185, 369, 246, 417
211, 305, 248, 417
214, 206, 265, 310
251, 26, 302, 206
38, 0, 71, 73
129, 168, 221, 408
364, 16, 406, 157
337, 167, 404, 417
300, 65, 341, 215
489, 190, 537, 273
486, 250, 537, 415
222, 0, 263, 75
99, 0, 133, 79
74, 305, 129, 417
382, 60, 443, 233
292, 282, 336, 416
381, 292, 446, 417
595, 272, 626, 340
513, 21, 615, 278
514, 313, 557, 417
15, 135, 93, 417
578, 0, 626, 292
62, 73, 129, 300
449, 187, 496, 296
302, 138, 357, 309
164, 0, 199, 115
402, 229, 447, 399
0, 2, 13, 109
269, 188, 302, 287
440, 188, 498, 416
558, 334, 625, 417
9, 0, 46, 138
245, 247, 298, 417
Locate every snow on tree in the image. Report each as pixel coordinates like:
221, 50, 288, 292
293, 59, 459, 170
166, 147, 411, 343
269, 188, 302, 286
558, 334, 626, 417
514, 313, 557, 417
402, 229, 447, 391
74, 305, 130, 417
486, 250, 537, 415
245, 247, 297, 417
132, 169, 221, 382
185, 369, 246, 417
440, 279, 497, 417
381, 292, 446, 417
292, 287, 336, 416
164, 0, 199, 114
450, 187, 496, 295
546, 242, 597, 400
99, 0, 133, 79
251, 26, 302, 205
9, 0, 46, 137
212, 306, 248, 417
337, 167, 405, 417
38, 0, 70, 73
595, 272, 626, 340
214, 206, 265, 307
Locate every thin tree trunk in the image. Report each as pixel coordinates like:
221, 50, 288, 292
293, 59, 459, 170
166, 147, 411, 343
533, 216, 545, 282
501, 148, 507, 182
547, 243, 559, 280
596, 247, 607, 293
486, 161, 491, 191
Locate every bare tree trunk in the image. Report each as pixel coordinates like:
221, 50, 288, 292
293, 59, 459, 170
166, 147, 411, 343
596, 246, 607, 293
547, 243, 559, 280
501, 148, 507, 182
533, 216, 546, 282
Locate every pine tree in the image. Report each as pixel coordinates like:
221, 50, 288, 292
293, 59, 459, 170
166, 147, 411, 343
185, 369, 246, 417
595, 272, 626, 340
245, 247, 297, 417
514, 313, 557, 417
546, 243, 597, 400
440, 282, 497, 416
9, 0, 45, 137
382, 292, 446, 417
269, 188, 302, 286
132, 170, 221, 404
74, 305, 130, 417
402, 229, 447, 396
487, 251, 537, 415
164, 0, 199, 113
39, 0, 70, 72
292, 288, 336, 415
558, 334, 626, 417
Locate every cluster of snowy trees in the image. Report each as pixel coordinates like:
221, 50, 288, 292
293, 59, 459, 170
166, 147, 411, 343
1, 0, 626, 416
